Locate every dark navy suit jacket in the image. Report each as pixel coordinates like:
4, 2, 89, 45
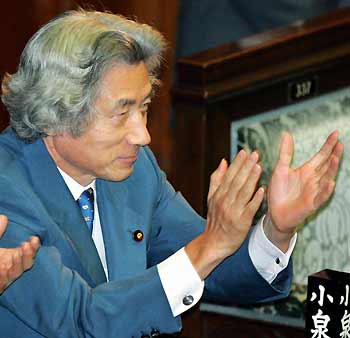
0, 128, 292, 338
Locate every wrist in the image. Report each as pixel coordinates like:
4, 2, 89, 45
263, 213, 296, 253
185, 233, 230, 280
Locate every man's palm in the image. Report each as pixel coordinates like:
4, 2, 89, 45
268, 131, 343, 232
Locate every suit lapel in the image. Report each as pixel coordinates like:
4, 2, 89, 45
23, 139, 106, 285
97, 179, 147, 281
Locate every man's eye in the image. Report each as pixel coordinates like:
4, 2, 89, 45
113, 110, 128, 117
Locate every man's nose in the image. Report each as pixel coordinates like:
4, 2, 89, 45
127, 116, 151, 146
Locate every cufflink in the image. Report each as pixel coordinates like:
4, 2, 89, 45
182, 295, 194, 306
133, 230, 144, 242
275, 257, 285, 268
150, 329, 160, 337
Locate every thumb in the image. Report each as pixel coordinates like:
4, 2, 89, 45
0, 215, 8, 238
277, 132, 294, 168
208, 158, 227, 201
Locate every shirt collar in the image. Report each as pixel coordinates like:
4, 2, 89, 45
57, 167, 96, 201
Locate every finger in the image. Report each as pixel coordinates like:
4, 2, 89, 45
21, 242, 35, 270
323, 154, 341, 181
0, 263, 9, 294
314, 143, 343, 179
235, 163, 262, 208
0, 261, 10, 280
314, 180, 336, 209
0, 215, 8, 238
314, 149, 341, 188
221, 150, 249, 190
208, 159, 228, 202
308, 131, 340, 169
0, 254, 13, 293
7, 249, 24, 282
333, 141, 344, 159
226, 151, 259, 201
276, 132, 294, 168
29, 236, 41, 253
314, 155, 333, 182
240, 187, 265, 223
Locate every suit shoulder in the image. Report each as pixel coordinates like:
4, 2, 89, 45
138, 146, 160, 168
0, 129, 38, 209
134, 146, 163, 179
0, 128, 26, 170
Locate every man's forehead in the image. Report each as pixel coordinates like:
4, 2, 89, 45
101, 85, 154, 107
116, 87, 155, 103
96, 63, 154, 105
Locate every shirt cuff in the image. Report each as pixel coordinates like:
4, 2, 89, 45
157, 247, 204, 317
248, 216, 297, 283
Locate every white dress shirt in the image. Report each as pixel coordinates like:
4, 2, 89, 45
58, 168, 297, 317
158, 217, 297, 316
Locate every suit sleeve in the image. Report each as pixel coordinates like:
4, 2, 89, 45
144, 147, 293, 305
0, 177, 181, 338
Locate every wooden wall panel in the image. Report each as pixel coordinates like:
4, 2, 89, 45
0, 1, 36, 130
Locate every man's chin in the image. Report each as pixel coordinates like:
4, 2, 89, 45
101, 167, 134, 182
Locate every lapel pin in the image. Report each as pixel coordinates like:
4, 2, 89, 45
133, 230, 144, 242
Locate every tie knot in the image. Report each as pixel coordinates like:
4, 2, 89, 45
77, 188, 95, 233
79, 188, 94, 202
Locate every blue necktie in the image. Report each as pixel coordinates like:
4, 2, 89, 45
77, 188, 94, 234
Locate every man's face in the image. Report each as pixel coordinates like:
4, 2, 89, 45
45, 62, 152, 185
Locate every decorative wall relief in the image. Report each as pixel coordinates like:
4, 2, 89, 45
231, 87, 350, 285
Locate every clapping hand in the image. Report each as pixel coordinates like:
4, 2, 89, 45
0, 215, 40, 294
186, 150, 265, 279
264, 131, 343, 251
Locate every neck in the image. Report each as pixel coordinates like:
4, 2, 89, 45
44, 136, 94, 186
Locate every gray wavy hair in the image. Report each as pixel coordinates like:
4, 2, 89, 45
1, 9, 166, 142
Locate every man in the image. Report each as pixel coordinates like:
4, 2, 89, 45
0, 215, 40, 294
0, 9, 343, 338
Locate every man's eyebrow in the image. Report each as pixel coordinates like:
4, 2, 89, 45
112, 89, 155, 110
115, 98, 136, 108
